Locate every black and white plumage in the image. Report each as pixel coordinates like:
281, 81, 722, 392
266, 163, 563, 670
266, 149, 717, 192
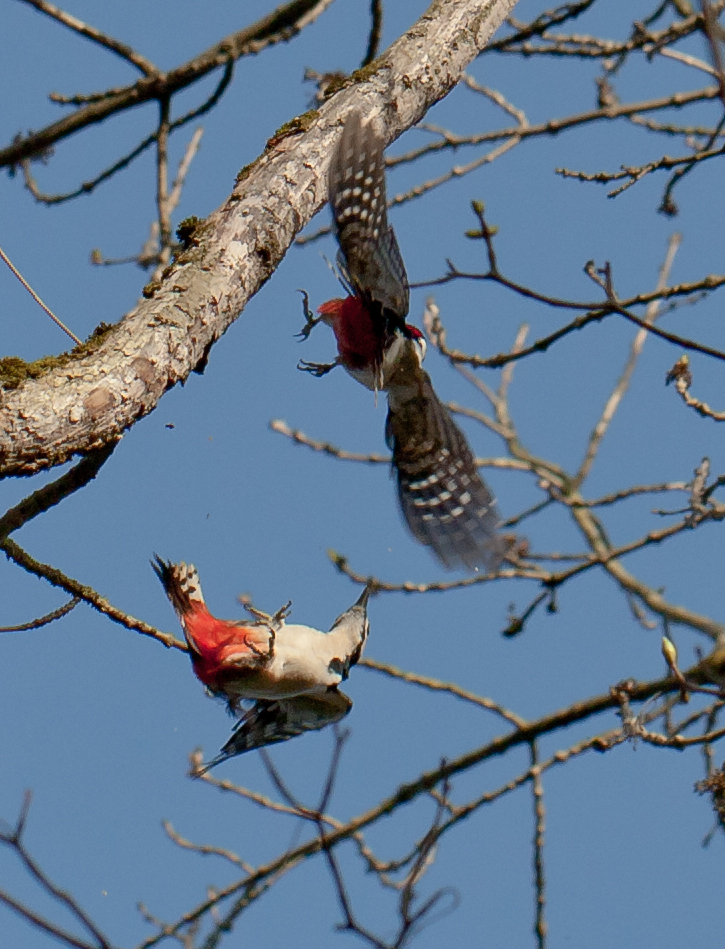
300, 110, 506, 572
199, 691, 353, 772
154, 558, 372, 769
385, 344, 504, 572
200, 584, 371, 769
328, 109, 409, 325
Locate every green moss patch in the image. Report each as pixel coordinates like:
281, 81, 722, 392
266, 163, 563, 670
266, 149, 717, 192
0, 321, 117, 391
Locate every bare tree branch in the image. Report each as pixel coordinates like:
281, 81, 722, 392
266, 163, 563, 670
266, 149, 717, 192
0, 596, 79, 632
1, 0, 338, 168
0, 0, 519, 479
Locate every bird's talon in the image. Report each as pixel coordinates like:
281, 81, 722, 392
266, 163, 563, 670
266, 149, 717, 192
298, 359, 337, 377
272, 600, 292, 625
245, 604, 276, 626
295, 289, 320, 339
295, 320, 321, 341
246, 626, 276, 663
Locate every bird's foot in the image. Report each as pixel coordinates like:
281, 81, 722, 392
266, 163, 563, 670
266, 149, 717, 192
245, 600, 291, 630
297, 359, 338, 377
295, 290, 321, 340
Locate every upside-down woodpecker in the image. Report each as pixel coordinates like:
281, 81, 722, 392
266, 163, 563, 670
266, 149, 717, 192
298, 111, 505, 571
153, 557, 371, 768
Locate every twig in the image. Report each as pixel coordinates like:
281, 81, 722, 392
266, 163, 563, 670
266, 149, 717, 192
270, 419, 389, 463
20, 0, 157, 75
1, 538, 185, 651
574, 232, 681, 487
0, 791, 113, 949
152, 96, 173, 278
0, 242, 81, 345
0, 596, 80, 632
360, 658, 527, 727
666, 355, 725, 420
362, 0, 383, 67
1, 0, 336, 168
0, 443, 116, 540
530, 742, 547, 949
162, 821, 253, 873
556, 140, 725, 198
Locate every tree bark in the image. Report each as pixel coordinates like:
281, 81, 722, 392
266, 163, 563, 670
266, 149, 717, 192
0, 0, 519, 478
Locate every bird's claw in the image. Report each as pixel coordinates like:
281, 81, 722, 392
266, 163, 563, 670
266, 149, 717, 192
297, 359, 337, 377
271, 600, 292, 626
245, 600, 290, 631
295, 289, 321, 340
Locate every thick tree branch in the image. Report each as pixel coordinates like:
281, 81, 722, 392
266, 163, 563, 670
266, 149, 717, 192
0, 0, 519, 479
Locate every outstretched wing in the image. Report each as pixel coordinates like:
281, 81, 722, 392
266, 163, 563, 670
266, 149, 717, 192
198, 691, 353, 772
328, 111, 409, 323
386, 365, 504, 571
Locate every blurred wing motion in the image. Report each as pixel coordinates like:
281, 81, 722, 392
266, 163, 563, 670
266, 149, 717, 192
300, 111, 507, 571
386, 350, 504, 572
329, 110, 409, 323
153, 557, 372, 767
198, 691, 353, 773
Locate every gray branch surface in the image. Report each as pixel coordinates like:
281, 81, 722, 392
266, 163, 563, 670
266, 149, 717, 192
0, 0, 518, 478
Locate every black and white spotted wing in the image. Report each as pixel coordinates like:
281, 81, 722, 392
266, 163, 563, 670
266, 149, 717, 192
386, 369, 504, 571
198, 691, 353, 772
328, 111, 409, 323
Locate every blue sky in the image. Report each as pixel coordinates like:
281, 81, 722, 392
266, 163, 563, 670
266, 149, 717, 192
2, 1, 725, 946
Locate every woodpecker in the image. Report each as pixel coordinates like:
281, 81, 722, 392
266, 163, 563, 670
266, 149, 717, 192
152, 557, 371, 767
298, 111, 505, 571
298, 110, 417, 391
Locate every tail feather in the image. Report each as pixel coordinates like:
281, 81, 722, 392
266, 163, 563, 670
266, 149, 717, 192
151, 555, 205, 617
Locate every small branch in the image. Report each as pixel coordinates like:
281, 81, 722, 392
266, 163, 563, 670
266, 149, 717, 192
556, 141, 725, 198
666, 355, 725, 420
530, 742, 547, 949
0, 596, 80, 632
25, 64, 226, 207
168, 128, 204, 218
20, 0, 157, 75
0, 791, 113, 949
0, 241, 81, 345
1, 539, 185, 651
270, 419, 389, 464
433, 264, 725, 367
581, 481, 690, 507
574, 232, 681, 487
503, 589, 552, 638
0, 443, 116, 539
486, 1, 597, 53
329, 550, 548, 593
0, 890, 99, 949
152, 97, 173, 278
162, 821, 253, 873
360, 657, 527, 728
362, 0, 383, 67
137, 670, 678, 949
1, 0, 336, 168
